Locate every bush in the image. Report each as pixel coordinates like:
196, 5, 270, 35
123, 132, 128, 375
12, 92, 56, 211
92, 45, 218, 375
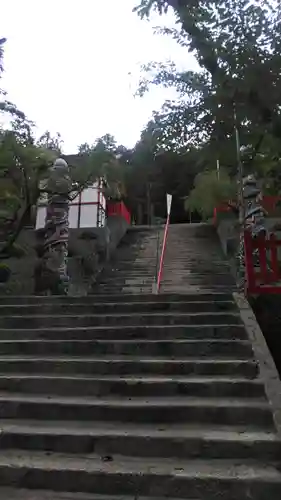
185, 169, 237, 220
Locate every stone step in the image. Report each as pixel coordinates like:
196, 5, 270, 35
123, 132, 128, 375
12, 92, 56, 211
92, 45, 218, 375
0, 312, 243, 329
92, 287, 155, 294
97, 270, 156, 278
0, 375, 264, 398
0, 339, 252, 358
94, 281, 155, 287
92, 284, 155, 289
0, 451, 280, 499
97, 275, 156, 282
100, 266, 157, 271
162, 262, 230, 268
0, 293, 234, 305
0, 393, 272, 426
98, 267, 157, 272
0, 356, 258, 377
0, 420, 279, 460
160, 278, 233, 284
162, 261, 230, 266
0, 491, 177, 500
2, 225, 279, 500
161, 266, 231, 272
161, 265, 231, 270
0, 324, 248, 341
103, 270, 155, 275
161, 288, 237, 295
107, 260, 158, 265
95, 286, 236, 294
0, 301, 238, 316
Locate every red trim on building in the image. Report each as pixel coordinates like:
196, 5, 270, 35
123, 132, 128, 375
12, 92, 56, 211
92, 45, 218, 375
107, 201, 131, 225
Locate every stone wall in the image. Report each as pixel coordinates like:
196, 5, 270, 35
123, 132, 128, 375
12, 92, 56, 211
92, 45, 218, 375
250, 295, 281, 378
217, 216, 281, 263
68, 216, 129, 295
216, 216, 281, 378
0, 228, 37, 296
0, 215, 129, 296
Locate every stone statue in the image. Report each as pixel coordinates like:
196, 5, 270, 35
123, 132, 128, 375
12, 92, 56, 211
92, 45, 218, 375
35, 158, 72, 295
236, 174, 267, 290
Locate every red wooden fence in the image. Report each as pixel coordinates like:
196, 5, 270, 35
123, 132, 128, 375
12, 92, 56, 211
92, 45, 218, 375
214, 196, 281, 224
214, 196, 281, 295
107, 201, 131, 225
244, 230, 281, 294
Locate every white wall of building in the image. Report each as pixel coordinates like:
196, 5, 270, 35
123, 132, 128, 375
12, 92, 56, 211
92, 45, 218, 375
35, 179, 106, 230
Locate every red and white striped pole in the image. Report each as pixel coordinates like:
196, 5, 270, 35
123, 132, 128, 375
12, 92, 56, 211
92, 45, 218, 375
155, 194, 172, 294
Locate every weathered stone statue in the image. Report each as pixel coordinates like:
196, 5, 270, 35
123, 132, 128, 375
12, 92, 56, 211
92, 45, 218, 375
35, 158, 72, 295
236, 174, 267, 290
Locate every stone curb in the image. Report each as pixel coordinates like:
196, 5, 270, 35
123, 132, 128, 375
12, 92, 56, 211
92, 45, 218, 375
233, 292, 281, 434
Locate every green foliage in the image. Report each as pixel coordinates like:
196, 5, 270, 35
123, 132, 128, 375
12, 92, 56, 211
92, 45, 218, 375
1, 36, 127, 256
0, 118, 60, 256
0, 39, 80, 255
123, 121, 204, 224
8, 0, 281, 239
185, 169, 237, 220
0, 37, 6, 92
0, 38, 6, 72
1, 39, 26, 119
37, 131, 63, 153
134, 0, 281, 191
76, 135, 128, 200
133, 0, 169, 18
0, 41, 56, 250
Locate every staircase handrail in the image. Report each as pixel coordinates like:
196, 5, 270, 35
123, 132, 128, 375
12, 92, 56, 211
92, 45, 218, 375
154, 225, 161, 287
156, 212, 171, 294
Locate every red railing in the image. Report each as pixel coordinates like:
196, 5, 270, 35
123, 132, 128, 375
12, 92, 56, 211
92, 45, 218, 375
214, 195, 281, 224
107, 201, 131, 225
244, 229, 281, 294
213, 204, 234, 224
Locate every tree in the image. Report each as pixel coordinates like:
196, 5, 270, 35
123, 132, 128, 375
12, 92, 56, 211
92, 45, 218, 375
1, 45, 120, 260
37, 131, 63, 153
0, 37, 6, 78
76, 135, 128, 201
0, 38, 26, 119
122, 116, 205, 224
0, 118, 57, 256
185, 169, 237, 220
134, 0, 281, 183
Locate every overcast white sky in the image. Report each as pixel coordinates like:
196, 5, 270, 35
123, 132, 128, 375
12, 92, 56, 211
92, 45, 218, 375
0, 0, 197, 153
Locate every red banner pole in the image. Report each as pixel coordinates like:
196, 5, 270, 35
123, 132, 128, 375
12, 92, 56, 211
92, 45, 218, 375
156, 194, 172, 294
156, 214, 170, 293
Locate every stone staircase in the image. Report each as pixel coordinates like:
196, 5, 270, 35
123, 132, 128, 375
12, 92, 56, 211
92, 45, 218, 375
161, 224, 236, 293
92, 226, 163, 294
0, 224, 280, 498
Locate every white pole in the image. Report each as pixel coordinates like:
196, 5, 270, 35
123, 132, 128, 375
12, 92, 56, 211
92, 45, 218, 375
217, 159, 220, 180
